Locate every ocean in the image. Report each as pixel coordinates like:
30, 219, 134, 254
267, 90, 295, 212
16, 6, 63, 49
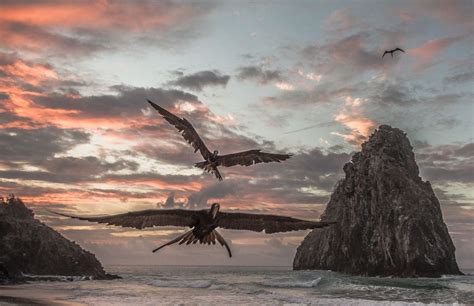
1, 266, 473, 305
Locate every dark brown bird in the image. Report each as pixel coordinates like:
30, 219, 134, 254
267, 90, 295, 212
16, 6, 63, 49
147, 100, 292, 181
52, 203, 336, 258
383, 48, 405, 58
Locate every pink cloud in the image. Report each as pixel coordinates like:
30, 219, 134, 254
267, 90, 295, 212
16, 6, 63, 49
332, 96, 377, 146
409, 35, 467, 71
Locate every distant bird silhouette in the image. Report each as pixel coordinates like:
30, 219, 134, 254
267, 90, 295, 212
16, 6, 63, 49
383, 48, 405, 58
52, 203, 336, 258
147, 100, 292, 181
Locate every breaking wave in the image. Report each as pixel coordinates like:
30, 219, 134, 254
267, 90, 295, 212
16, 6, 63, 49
150, 279, 213, 289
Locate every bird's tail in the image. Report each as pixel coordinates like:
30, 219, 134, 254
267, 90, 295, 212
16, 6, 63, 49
152, 230, 192, 253
214, 168, 223, 181
214, 230, 232, 257
194, 162, 223, 181
152, 229, 232, 257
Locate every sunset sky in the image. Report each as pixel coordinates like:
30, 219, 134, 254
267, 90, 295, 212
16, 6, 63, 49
0, 0, 472, 268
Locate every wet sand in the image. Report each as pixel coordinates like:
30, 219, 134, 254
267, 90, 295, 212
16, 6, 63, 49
0, 286, 84, 306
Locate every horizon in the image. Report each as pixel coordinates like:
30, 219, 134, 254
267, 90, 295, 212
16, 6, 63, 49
0, 0, 472, 269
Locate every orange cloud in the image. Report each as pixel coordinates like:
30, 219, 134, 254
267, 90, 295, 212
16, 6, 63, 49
0, 1, 199, 31
0, 1, 211, 55
0, 60, 57, 85
103, 178, 202, 193
332, 96, 377, 146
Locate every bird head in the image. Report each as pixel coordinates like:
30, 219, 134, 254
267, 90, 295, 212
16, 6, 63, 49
213, 150, 219, 158
210, 203, 220, 219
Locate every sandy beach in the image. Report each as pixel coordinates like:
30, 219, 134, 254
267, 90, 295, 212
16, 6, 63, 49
0, 286, 85, 306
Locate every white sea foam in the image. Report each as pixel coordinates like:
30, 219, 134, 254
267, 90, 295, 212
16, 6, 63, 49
150, 279, 213, 288
7, 266, 473, 305
262, 277, 322, 288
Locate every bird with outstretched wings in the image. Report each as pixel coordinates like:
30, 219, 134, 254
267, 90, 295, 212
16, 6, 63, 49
147, 100, 292, 180
52, 203, 336, 258
383, 48, 405, 58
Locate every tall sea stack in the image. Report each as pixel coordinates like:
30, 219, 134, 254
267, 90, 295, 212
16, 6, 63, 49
293, 125, 462, 277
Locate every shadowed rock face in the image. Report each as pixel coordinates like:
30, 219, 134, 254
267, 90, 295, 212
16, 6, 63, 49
0, 197, 117, 281
293, 125, 462, 277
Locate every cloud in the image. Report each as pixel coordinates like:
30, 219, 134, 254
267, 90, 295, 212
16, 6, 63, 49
302, 32, 388, 76
0, 0, 215, 56
323, 8, 366, 35
409, 35, 467, 71
167, 70, 230, 91
332, 96, 377, 146
0, 21, 106, 56
187, 182, 241, 209
262, 85, 355, 107
275, 82, 295, 91
369, 83, 419, 106
157, 192, 186, 209
416, 143, 474, 184
236, 66, 283, 84
444, 71, 474, 85
416, 0, 474, 27
0, 126, 90, 163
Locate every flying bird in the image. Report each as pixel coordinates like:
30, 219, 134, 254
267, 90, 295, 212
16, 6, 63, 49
382, 48, 405, 58
147, 100, 292, 180
52, 203, 336, 258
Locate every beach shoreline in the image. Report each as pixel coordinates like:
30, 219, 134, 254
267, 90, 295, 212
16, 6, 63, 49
0, 286, 84, 306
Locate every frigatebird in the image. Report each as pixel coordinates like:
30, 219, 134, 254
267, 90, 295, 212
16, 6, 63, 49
383, 48, 405, 58
147, 100, 292, 181
52, 203, 336, 258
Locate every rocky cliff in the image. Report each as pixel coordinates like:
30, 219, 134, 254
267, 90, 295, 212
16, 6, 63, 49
293, 125, 462, 277
0, 196, 117, 282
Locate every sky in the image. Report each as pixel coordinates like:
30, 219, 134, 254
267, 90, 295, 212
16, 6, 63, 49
0, 0, 472, 268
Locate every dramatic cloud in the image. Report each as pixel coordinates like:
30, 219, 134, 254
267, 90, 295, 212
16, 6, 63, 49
0, 126, 90, 163
168, 70, 230, 91
417, 143, 474, 185
332, 96, 377, 146
0, 0, 214, 56
0, 1, 472, 268
236, 66, 283, 84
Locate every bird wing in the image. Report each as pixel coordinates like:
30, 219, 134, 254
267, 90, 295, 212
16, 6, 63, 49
147, 100, 212, 160
51, 209, 198, 229
395, 48, 405, 53
382, 51, 389, 58
217, 212, 336, 234
216, 150, 292, 167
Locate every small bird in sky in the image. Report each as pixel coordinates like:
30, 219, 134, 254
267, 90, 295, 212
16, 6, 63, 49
382, 48, 405, 58
147, 100, 292, 181
52, 203, 336, 258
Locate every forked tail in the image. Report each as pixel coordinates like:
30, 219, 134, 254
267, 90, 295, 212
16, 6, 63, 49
152, 229, 232, 257
195, 162, 223, 181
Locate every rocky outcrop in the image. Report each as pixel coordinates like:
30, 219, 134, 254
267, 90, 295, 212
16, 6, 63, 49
0, 196, 118, 282
293, 125, 462, 277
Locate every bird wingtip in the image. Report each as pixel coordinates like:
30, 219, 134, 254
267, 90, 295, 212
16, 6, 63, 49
146, 99, 157, 106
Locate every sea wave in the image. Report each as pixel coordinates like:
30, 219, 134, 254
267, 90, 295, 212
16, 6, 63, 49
261, 277, 323, 288
150, 279, 213, 288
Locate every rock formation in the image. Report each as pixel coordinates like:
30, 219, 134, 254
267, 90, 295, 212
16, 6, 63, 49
0, 196, 118, 282
293, 125, 462, 277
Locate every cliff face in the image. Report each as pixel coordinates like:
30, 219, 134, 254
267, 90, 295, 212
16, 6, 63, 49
0, 197, 116, 281
293, 125, 462, 277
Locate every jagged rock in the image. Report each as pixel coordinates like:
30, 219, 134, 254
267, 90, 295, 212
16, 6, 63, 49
0, 196, 119, 282
293, 125, 462, 277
